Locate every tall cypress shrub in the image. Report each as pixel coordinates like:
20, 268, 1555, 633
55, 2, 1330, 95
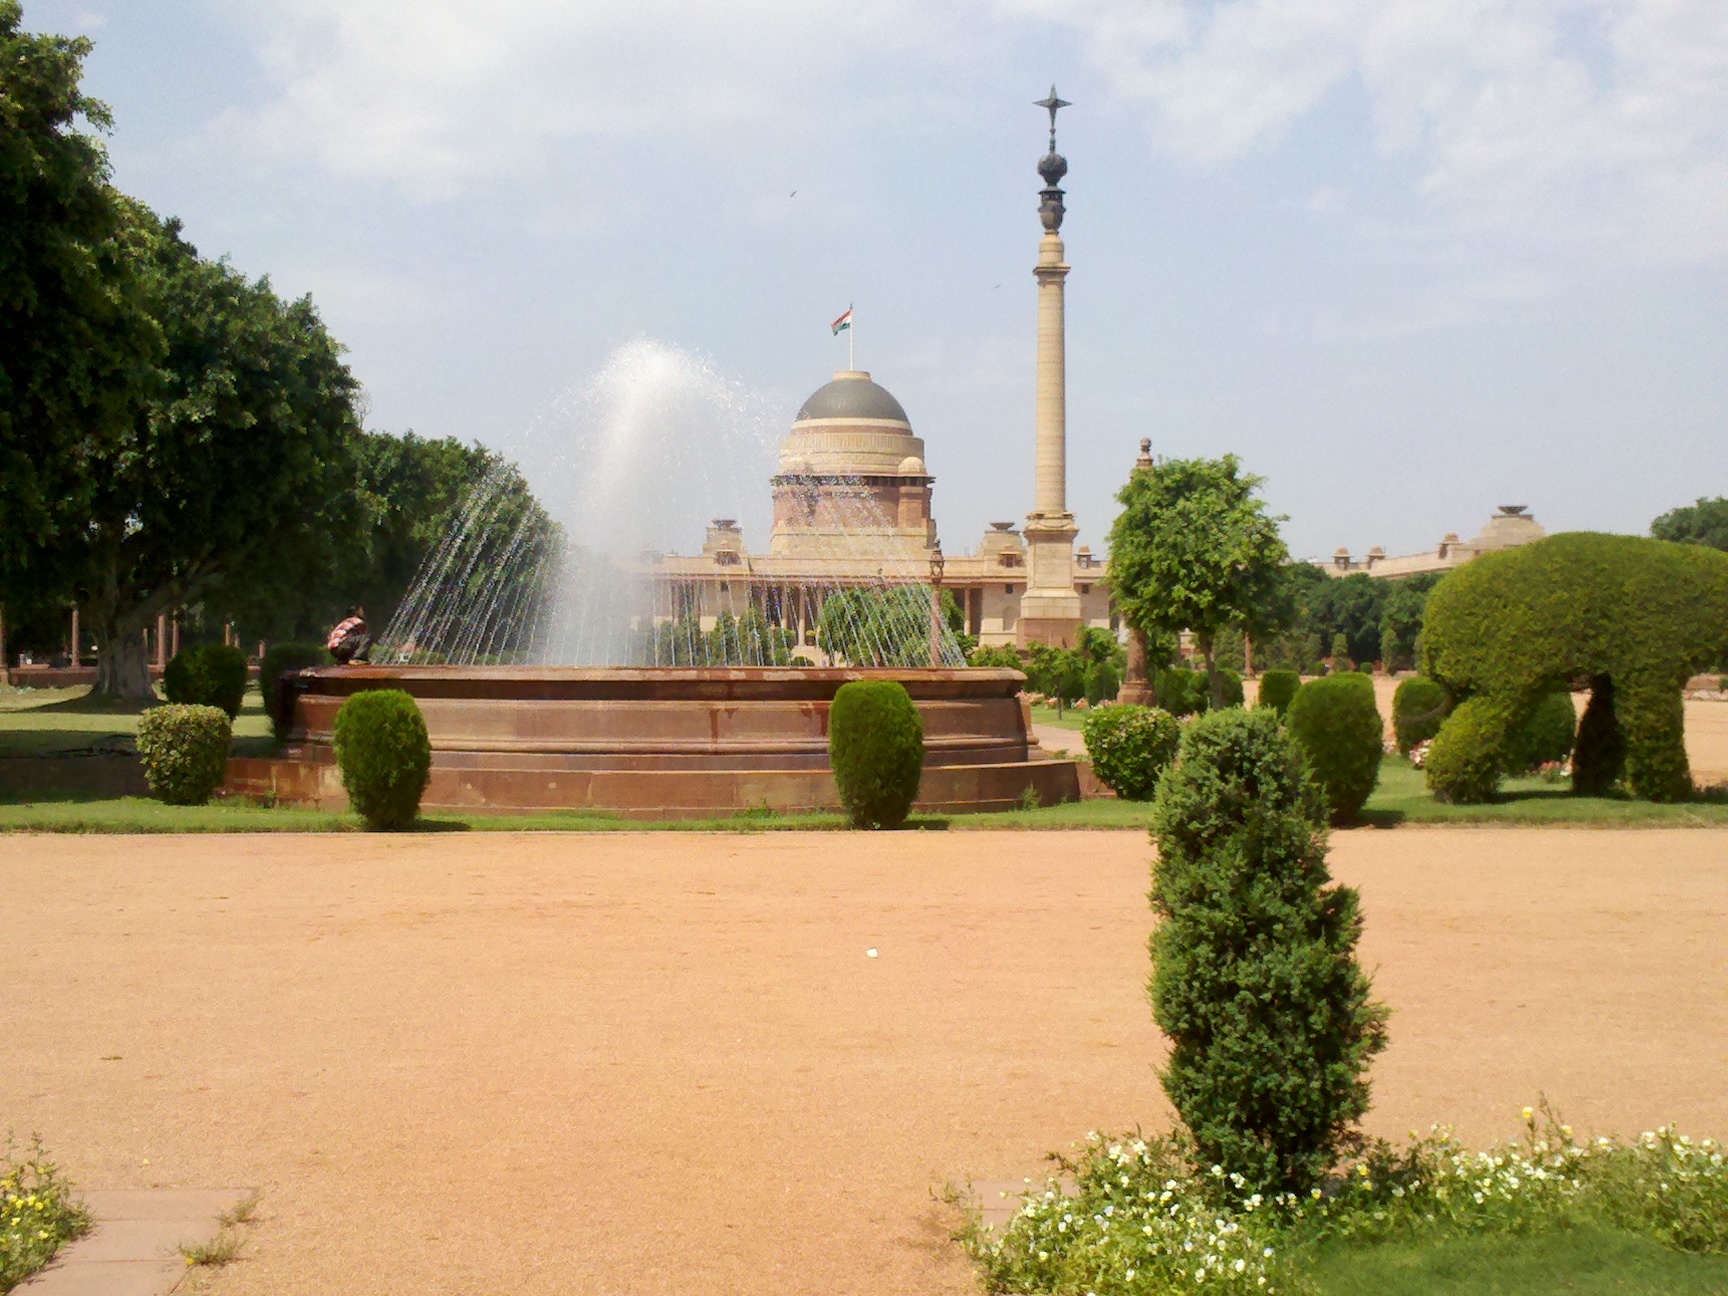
1150, 708, 1388, 1196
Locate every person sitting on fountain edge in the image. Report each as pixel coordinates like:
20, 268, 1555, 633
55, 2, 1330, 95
327, 607, 372, 664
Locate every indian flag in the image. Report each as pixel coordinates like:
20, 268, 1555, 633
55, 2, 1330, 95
831, 306, 853, 335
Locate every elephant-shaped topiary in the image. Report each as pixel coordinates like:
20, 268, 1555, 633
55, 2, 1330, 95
1419, 533, 1728, 803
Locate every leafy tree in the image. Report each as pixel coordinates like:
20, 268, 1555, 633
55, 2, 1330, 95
1377, 572, 1442, 672
816, 585, 958, 667
0, 4, 159, 623
1652, 497, 1728, 552
1307, 573, 1386, 668
1107, 454, 1292, 710
67, 213, 360, 698
967, 644, 1023, 670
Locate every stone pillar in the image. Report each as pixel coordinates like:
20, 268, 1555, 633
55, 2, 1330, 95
69, 607, 80, 668
1118, 626, 1153, 705
1018, 116, 1082, 649
155, 614, 167, 668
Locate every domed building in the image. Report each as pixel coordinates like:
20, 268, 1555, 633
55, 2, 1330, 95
645, 368, 1114, 655
769, 371, 935, 561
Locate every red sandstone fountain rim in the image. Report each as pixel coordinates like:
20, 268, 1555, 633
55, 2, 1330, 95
292, 664, 1029, 702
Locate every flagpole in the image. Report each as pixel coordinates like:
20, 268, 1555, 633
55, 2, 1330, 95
849, 302, 855, 370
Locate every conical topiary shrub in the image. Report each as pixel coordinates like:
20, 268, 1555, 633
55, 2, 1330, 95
1150, 707, 1388, 1197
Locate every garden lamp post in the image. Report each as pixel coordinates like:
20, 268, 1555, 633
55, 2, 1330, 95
928, 542, 946, 667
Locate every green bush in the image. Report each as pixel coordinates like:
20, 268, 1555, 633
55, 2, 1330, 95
1286, 672, 1383, 822
827, 680, 924, 828
1080, 704, 1181, 800
1392, 675, 1452, 754
135, 703, 232, 805
1150, 708, 1387, 1197
1421, 533, 1728, 801
1507, 690, 1577, 773
1423, 695, 1509, 803
1083, 659, 1120, 705
162, 642, 249, 718
967, 644, 1023, 670
1155, 668, 1206, 717
1256, 668, 1301, 716
333, 689, 432, 830
1155, 666, 1242, 716
260, 641, 328, 740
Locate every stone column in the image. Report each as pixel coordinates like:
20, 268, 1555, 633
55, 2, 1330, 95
1017, 120, 1082, 649
155, 614, 167, 668
69, 607, 80, 668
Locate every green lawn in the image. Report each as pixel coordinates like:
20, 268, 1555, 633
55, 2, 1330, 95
4, 687, 1726, 833
1030, 704, 1085, 732
0, 796, 1156, 835
0, 683, 273, 756
1365, 756, 1728, 827
1308, 1224, 1728, 1296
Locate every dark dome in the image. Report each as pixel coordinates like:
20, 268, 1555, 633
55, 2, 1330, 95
794, 371, 909, 424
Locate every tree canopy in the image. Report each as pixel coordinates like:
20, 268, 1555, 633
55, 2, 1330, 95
1652, 497, 1728, 552
1106, 454, 1291, 707
61, 212, 361, 696
0, 2, 159, 608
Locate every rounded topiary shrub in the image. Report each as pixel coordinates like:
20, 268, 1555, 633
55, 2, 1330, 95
1392, 676, 1452, 754
1286, 672, 1384, 823
1424, 696, 1507, 804
827, 680, 924, 829
135, 703, 232, 805
163, 643, 249, 718
1507, 690, 1577, 773
1256, 669, 1300, 716
1150, 707, 1387, 1196
260, 641, 328, 740
333, 689, 432, 830
1081, 703, 1181, 800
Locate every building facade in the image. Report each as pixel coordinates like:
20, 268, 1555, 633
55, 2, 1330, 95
645, 369, 1111, 653
1324, 505, 1547, 578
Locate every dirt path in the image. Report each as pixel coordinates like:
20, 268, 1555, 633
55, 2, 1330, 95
3, 829, 1726, 1294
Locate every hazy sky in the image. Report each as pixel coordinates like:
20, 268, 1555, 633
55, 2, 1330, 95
28, 0, 1728, 562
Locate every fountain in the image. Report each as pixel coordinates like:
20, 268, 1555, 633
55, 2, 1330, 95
226, 341, 1080, 815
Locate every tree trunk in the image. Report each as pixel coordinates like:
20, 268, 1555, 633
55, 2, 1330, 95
1199, 628, 1224, 711
1119, 625, 1153, 705
92, 621, 156, 700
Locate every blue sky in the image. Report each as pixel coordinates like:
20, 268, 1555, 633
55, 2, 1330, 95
28, 0, 1728, 562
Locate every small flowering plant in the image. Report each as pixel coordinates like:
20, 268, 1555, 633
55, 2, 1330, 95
956, 1106, 1728, 1294
959, 1131, 1282, 1294
1, 1136, 90, 1290
1536, 759, 1570, 784
1406, 740, 1431, 769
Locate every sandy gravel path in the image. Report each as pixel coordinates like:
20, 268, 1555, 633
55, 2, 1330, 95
3, 829, 1726, 1294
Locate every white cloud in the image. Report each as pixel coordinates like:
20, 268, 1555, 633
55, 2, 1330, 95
1037, 0, 1728, 265
214, 0, 953, 200
213, 0, 1728, 266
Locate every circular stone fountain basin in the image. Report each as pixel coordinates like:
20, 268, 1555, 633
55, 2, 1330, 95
225, 665, 1081, 816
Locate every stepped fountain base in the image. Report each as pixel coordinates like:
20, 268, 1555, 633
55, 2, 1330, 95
224, 665, 1080, 817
